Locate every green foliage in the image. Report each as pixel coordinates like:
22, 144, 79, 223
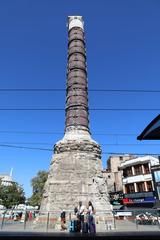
0, 182, 25, 209
27, 170, 48, 207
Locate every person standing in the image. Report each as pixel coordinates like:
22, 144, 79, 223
60, 210, 67, 231
87, 201, 96, 234
28, 211, 32, 221
77, 201, 85, 230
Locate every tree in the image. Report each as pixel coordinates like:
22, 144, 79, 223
27, 170, 48, 207
0, 182, 25, 209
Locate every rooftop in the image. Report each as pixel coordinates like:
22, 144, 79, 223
120, 155, 159, 169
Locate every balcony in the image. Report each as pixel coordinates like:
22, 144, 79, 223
122, 174, 152, 184
124, 191, 154, 199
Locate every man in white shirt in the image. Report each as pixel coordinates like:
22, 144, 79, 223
77, 201, 85, 229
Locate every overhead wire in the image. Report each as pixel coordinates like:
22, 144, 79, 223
0, 88, 160, 93
0, 144, 52, 151
0, 88, 158, 111
0, 141, 160, 146
0, 143, 159, 156
0, 89, 158, 154
0, 130, 138, 135
0, 108, 158, 111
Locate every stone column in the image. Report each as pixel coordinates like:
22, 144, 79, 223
40, 16, 111, 215
134, 182, 138, 192
132, 166, 135, 175
142, 165, 145, 174
151, 180, 155, 191
66, 16, 89, 133
123, 185, 126, 194
144, 181, 148, 191
148, 162, 151, 173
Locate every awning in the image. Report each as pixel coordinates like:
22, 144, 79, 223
137, 114, 160, 140
112, 205, 123, 210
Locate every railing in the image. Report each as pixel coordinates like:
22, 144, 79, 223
0, 209, 160, 232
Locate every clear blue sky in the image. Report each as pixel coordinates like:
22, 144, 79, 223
0, 0, 160, 197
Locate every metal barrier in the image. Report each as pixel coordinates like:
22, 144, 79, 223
0, 209, 160, 232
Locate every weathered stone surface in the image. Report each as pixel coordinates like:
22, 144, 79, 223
40, 130, 111, 212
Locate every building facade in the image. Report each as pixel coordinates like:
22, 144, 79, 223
120, 156, 159, 206
103, 155, 134, 207
151, 164, 160, 201
103, 155, 134, 193
0, 174, 14, 186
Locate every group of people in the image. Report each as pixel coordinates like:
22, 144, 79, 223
60, 200, 96, 233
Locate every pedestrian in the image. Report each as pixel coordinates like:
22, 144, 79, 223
87, 201, 96, 234
60, 210, 67, 231
74, 206, 78, 216
28, 211, 32, 221
77, 201, 85, 231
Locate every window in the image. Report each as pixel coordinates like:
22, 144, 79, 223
137, 182, 145, 192
134, 165, 142, 175
146, 181, 153, 191
123, 167, 133, 177
143, 163, 150, 174
126, 167, 132, 176
123, 169, 127, 177
125, 184, 135, 193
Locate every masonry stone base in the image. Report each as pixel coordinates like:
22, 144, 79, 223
40, 131, 111, 213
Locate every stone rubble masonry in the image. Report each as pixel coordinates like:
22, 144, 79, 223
41, 129, 111, 212
40, 16, 112, 215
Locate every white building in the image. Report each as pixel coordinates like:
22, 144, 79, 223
0, 169, 14, 186
120, 155, 159, 206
